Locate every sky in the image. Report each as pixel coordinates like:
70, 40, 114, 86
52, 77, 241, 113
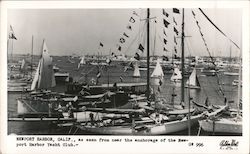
7, 8, 242, 57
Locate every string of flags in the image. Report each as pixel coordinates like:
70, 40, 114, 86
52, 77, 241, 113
9, 25, 17, 40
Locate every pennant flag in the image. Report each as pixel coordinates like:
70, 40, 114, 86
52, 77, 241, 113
127, 25, 132, 30
96, 71, 101, 78
174, 46, 177, 53
159, 79, 163, 86
192, 11, 196, 17
119, 76, 124, 82
173, 17, 177, 25
9, 25, 17, 40
200, 31, 203, 36
163, 47, 169, 52
174, 36, 177, 45
163, 19, 170, 28
123, 32, 129, 38
118, 46, 121, 51
162, 9, 169, 17
120, 38, 125, 43
163, 29, 167, 36
138, 44, 144, 52
174, 27, 179, 35
100, 42, 104, 47
133, 11, 139, 16
163, 55, 169, 61
163, 39, 167, 44
129, 17, 135, 23
154, 20, 157, 23
134, 52, 140, 60
173, 8, 180, 14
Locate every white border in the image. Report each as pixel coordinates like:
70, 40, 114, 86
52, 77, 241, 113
1, 1, 249, 154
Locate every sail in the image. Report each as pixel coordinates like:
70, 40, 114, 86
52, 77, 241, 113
151, 59, 164, 78
170, 67, 182, 81
78, 56, 86, 69
30, 60, 41, 91
31, 41, 56, 91
133, 61, 140, 77
186, 68, 200, 87
20, 59, 27, 71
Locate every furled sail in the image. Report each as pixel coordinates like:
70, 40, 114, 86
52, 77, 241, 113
31, 41, 56, 91
133, 61, 140, 78
151, 59, 164, 78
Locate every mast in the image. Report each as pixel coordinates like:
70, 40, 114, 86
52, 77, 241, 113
146, 8, 150, 100
31, 35, 34, 77
181, 8, 185, 105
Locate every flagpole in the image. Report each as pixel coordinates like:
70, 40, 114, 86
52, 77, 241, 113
146, 8, 150, 101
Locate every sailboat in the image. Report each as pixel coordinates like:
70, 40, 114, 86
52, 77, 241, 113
78, 55, 86, 69
170, 67, 182, 82
61, 8, 207, 135
17, 40, 59, 117
133, 61, 140, 78
185, 68, 200, 89
151, 58, 164, 78
198, 49, 242, 134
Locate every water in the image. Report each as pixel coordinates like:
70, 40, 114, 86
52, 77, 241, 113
8, 56, 241, 135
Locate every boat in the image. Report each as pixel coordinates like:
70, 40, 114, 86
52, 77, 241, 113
185, 68, 201, 89
133, 61, 140, 78
17, 40, 60, 117
151, 58, 164, 79
170, 67, 182, 82
78, 55, 86, 69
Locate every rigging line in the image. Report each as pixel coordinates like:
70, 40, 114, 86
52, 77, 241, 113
198, 8, 240, 50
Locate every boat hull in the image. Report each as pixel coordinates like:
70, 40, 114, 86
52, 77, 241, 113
199, 118, 242, 134
76, 114, 204, 135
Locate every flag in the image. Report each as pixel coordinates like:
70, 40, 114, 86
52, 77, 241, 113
174, 46, 177, 53
129, 17, 135, 23
138, 44, 144, 52
123, 32, 129, 38
163, 47, 169, 52
163, 29, 167, 36
133, 11, 139, 16
162, 9, 169, 17
174, 27, 179, 35
163, 19, 170, 28
163, 55, 169, 61
163, 39, 167, 44
9, 25, 17, 40
134, 52, 140, 60
159, 79, 163, 86
119, 76, 123, 82
127, 24, 132, 30
174, 36, 177, 45
118, 46, 121, 51
100, 42, 104, 47
96, 71, 101, 78
192, 11, 196, 17
173, 8, 180, 14
173, 17, 177, 25
129, 62, 134, 68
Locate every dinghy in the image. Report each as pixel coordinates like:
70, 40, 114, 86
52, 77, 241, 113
185, 68, 201, 89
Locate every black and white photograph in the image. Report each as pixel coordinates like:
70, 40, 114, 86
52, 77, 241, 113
1, 1, 249, 154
